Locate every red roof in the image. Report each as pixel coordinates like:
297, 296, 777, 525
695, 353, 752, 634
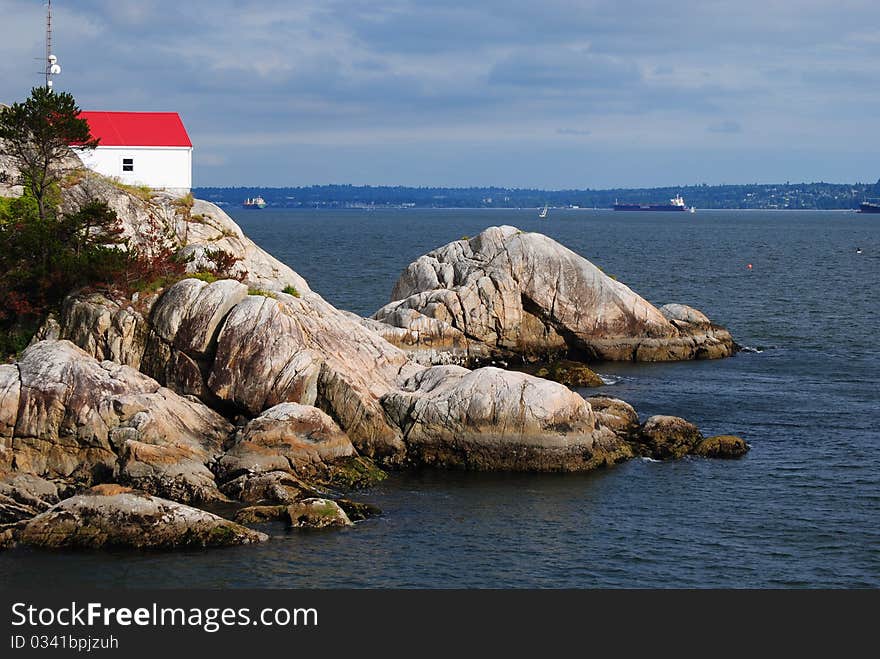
78, 111, 192, 147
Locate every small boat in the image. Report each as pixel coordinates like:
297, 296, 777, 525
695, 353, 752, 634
538, 205, 549, 218
243, 196, 267, 209
858, 199, 880, 213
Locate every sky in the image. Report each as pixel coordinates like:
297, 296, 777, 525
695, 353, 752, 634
1, 0, 879, 188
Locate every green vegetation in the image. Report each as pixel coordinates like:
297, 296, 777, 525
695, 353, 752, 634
282, 284, 300, 297
0, 196, 13, 219
0, 191, 131, 357
189, 271, 219, 284
0, 88, 232, 360
173, 192, 194, 210
248, 288, 277, 299
0, 87, 98, 221
112, 180, 153, 202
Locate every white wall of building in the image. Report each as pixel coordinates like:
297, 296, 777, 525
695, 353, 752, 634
75, 146, 192, 194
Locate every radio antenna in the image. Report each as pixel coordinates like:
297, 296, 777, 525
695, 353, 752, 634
44, 1, 62, 90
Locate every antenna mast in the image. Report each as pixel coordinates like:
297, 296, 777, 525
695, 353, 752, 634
44, 0, 61, 90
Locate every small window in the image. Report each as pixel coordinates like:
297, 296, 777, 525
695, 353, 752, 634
122, 158, 134, 172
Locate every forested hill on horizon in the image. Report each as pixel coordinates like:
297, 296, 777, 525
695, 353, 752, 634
194, 180, 880, 211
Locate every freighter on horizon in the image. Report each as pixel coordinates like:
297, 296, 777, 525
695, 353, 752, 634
242, 196, 267, 209
858, 199, 880, 213
613, 194, 693, 212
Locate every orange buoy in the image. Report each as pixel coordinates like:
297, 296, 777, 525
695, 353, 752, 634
747, 263, 753, 270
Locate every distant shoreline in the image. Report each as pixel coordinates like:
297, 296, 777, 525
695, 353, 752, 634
196, 181, 878, 212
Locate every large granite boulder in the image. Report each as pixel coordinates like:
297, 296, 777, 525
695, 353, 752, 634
382, 366, 632, 470
207, 290, 412, 459
16, 485, 267, 549
56, 293, 152, 370
216, 402, 357, 481
57, 279, 413, 462
373, 226, 735, 364
3, 340, 232, 502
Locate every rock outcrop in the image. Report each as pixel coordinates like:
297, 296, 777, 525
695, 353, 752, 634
635, 415, 704, 459
382, 366, 632, 470
0, 473, 61, 524
216, 403, 357, 481
285, 498, 353, 528
3, 340, 232, 502
0, 160, 753, 551
58, 169, 310, 294
373, 226, 736, 364
587, 396, 641, 440
16, 485, 267, 549
693, 435, 750, 459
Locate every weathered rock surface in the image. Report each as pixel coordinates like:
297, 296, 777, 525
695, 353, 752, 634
693, 435, 749, 459
285, 498, 352, 528
373, 226, 736, 364
636, 415, 703, 459
3, 340, 232, 502
17, 485, 267, 549
56, 293, 151, 371
383, 366, 632, 470
588, 396, 641, 439
0, 473, 61, 524
60, 170, 309, 294
219, 470, 321, 505
216, 403, 356, 481
234, 504, 288, 524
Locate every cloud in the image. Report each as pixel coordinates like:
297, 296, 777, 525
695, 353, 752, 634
2, 0, 880, 187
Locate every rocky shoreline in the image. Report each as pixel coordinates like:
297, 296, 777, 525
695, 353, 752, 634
0, 167, 748, 551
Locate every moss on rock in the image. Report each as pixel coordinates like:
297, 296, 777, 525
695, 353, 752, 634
694, 435, 749, 459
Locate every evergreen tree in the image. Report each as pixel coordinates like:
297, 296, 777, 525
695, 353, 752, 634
0, 86, 98, 222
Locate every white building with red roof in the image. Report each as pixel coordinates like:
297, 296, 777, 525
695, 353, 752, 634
74, 111, 192, 195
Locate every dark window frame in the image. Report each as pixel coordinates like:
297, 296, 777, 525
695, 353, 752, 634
122, 157, 134, 172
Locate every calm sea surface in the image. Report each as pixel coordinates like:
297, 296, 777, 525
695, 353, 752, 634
2, 208, 878, 587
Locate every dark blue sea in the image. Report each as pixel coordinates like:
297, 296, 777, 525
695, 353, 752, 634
2, 208, 878, 587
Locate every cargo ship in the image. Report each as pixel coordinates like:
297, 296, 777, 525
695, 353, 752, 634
613, 194, 692, 212
858, 199, 880, 213
242, 196, 267, 209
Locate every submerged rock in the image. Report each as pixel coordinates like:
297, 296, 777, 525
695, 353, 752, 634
519, 360, 604, 388
693, 435, 749, 459
285, 498, 352, 528
636, 415, 704, 459
234, 504, 288, 524
373, 226, 735, 364
17, 485, 267, 549
335, 498, 382, 521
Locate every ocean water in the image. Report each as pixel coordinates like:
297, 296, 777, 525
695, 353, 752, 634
2, 208, 878, 588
